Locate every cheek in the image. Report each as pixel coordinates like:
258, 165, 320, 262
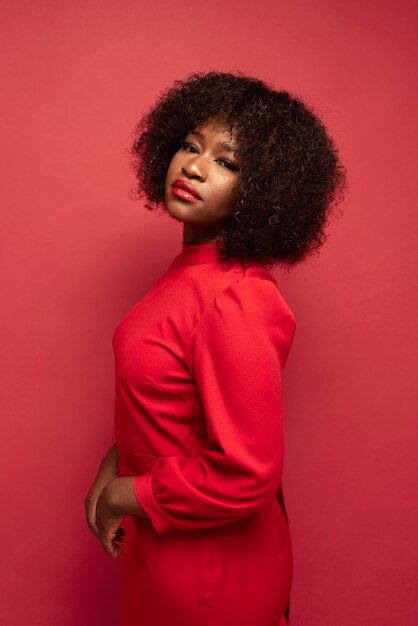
165, 157, 176, 181
165, 151, 183, 177
215, 177, 236, 207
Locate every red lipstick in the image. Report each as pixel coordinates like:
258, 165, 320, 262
172, 179, 202, 201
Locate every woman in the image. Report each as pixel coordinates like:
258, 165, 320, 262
84, 70, 346, 626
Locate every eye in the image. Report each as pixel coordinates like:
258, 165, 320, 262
181, 142, 238, 171
181, 142, 198, 153
216, 159, 237, 171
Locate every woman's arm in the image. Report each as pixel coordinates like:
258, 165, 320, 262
98, 476, 148, 517
131, 277, 296, 534
84, 442, 119, 536
94, 476, 148, 559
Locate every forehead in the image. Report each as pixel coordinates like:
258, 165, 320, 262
191, 117, 238, 146
195, 117, 235, 135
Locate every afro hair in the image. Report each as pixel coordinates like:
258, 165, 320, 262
129, 70, 347, 270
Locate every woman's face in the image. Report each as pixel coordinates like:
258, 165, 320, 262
164, 117, 239, 233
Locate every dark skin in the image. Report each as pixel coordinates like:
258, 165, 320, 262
85, 116, 239, 557
84, 445, 146, 559
165, 116, 240, 244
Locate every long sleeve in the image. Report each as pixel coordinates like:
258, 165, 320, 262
133, 276, 296, 533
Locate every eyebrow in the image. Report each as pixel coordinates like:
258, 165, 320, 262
188, 129, 238, 154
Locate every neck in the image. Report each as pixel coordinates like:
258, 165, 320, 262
182, 224, 222, 245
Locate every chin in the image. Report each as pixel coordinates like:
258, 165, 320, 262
164, 201, 190, 223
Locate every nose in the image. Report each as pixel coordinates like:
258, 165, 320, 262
181, 154, 206, 181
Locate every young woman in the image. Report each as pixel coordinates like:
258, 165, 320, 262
84, 70, 346, 626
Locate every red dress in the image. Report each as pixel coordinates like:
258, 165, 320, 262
113, 241, 297, 626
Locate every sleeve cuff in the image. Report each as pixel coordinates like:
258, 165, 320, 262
133, 473, 172, 534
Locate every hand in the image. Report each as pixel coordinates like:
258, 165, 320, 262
84, 443, 119, 538
84, 484, 104, 538
95, 481, 126, 559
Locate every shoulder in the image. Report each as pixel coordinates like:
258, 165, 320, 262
186, 274, 297, 372
212, 273, 296, 325
193, 274, 296, 340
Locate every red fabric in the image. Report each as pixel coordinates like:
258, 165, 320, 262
113, 241, 296, 626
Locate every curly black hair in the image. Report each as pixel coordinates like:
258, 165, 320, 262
129, 70, 347, 270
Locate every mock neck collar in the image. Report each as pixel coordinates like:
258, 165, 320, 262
176, 240, 222, 265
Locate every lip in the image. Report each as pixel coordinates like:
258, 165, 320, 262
172, 179, 202, 200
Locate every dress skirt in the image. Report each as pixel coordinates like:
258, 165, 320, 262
119, 496, 292, 626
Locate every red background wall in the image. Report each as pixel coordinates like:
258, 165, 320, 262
1, 1, 417, 624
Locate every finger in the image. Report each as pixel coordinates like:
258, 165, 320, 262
87, 516, 100, 537
101, 539, 119, 558
89, 520, 99, 535
85, 503, 100, 536
102, 532, 121, 558
110, 531, 124, 550
110, 534, 124, 557
113, 539, 126, 546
